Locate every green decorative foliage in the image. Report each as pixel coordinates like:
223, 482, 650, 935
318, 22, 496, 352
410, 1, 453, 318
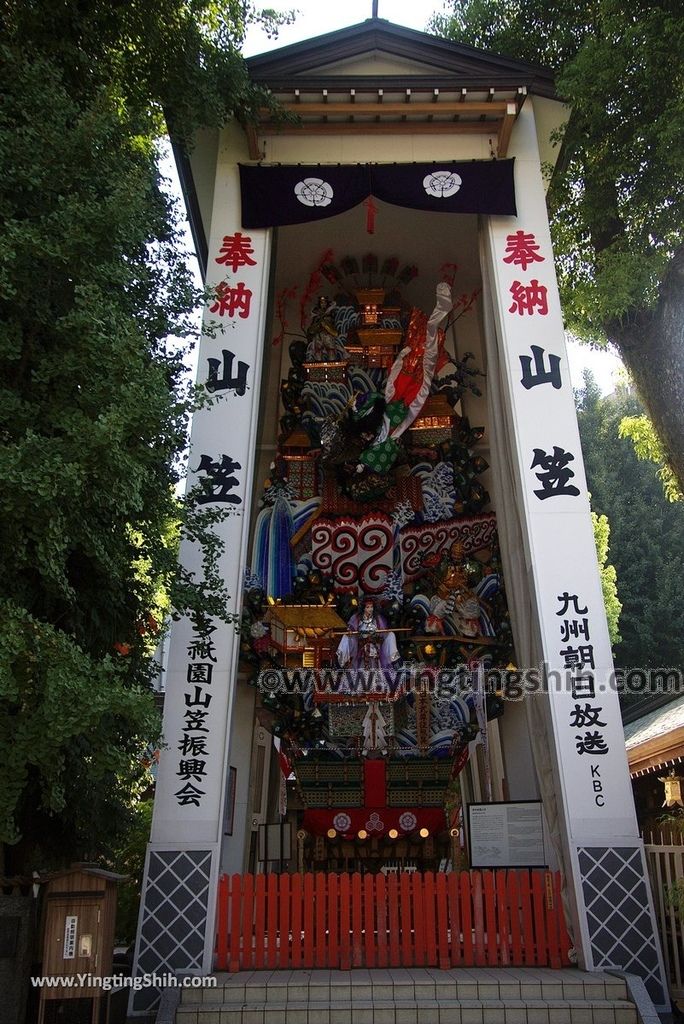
0, 1, 291, 871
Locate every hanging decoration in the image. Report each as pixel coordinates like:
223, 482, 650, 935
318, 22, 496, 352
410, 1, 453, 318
239, 160, 516, 228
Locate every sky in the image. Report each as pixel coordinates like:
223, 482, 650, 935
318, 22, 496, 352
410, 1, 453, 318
242, 2, 436, 57
166, 0, 625, 395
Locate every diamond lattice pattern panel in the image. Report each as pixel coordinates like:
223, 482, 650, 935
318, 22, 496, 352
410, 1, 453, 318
578, 846, 665, 1005
131, 849, 212, 1013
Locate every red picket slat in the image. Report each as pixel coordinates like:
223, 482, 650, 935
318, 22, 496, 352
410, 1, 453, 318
278, 873, 290, 968
446, 872, 461, 966
412, 872, 426, 967
496, 870, 510, 966
364, 872, 376, 968
216, 874, 229, 971
483, 871, 498, 965
387, 873, 401, 966
240, 872, 255, 970
327, 873, 339, 969
519, 870, 535, 965
315, 873, 327, 968
508, 871, 522, 965
376, 872, 388, 968
459, 871, 473, 965
531, 870, 547, 966
229, 873, 242, 972
472, 871, 486, 966
351, 872, 364, 967
436, 872, 450, 969
214, 868, 570, 973
303, 873, 315, 968
339, 873, 351, 970
544, 871, 561, 969
423, 872, 437, 967
400, 871, 413, 966
254, 873, 266, 969
290, 872, 302, 969
267, 873, 278, 969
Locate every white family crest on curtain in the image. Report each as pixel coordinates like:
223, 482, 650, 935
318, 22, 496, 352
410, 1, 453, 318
294, 177, 334, 207
399, 811, 418, 831
423, 170, 462, 198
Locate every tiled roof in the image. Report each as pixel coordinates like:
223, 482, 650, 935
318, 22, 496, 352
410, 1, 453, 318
624, 695, 684, 749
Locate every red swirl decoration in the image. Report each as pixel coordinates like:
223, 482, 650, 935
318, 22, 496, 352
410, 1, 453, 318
399, 513, 498, 581
311, 515, 393, 593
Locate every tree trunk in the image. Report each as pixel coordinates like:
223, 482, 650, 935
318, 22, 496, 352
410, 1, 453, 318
607, 243, 684, 491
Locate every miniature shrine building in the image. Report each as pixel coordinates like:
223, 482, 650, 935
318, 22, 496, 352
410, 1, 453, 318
130, 17, 668, 1015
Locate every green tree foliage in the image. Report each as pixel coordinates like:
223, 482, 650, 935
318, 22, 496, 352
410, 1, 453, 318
0, 1, 289, 873
575, 371, 684, 700
591, 510, 621, 648
618, 415, 683, 503
430, 2, 684, 492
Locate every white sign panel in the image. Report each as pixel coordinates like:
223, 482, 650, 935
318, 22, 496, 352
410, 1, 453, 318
150, 164, 272, 844
63, 915, 77, 959
483, 105, 638, 843
469, 801, 545, 868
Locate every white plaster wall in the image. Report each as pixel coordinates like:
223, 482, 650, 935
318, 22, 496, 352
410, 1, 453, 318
188, 126, 220, 246
259, 133, 492, 165
530, 95, 571, 184
498, 700, 540, 800
220, 679, 257, 875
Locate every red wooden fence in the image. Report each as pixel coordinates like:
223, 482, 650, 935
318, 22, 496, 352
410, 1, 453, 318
215, 870, 572, 972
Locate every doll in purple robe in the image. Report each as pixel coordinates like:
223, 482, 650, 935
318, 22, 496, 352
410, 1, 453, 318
336, 597, 400, 671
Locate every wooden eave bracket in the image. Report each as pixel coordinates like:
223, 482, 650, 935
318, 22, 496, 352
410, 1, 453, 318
244, 91, 524, 159
245, 124, 262, 161
497, 102, 518, 158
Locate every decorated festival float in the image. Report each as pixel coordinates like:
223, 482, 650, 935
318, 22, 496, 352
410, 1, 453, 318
240, 253, 512, 873
130, 17, 668, 1014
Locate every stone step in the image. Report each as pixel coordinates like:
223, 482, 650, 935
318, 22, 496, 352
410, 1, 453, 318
180, 968, 629, 1007
174, 969, 638, 1023
175, 997, 638, 1024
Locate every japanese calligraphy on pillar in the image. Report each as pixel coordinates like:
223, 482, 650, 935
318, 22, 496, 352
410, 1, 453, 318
151, 218, 271, 837
210, 232, 256, 318
557, 590, 611, 807
486, 180, 636, 836
499, 228, 584, 507
174, 616, 216, 807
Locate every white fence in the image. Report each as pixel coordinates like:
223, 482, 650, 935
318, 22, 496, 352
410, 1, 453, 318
645, 836, 684, 999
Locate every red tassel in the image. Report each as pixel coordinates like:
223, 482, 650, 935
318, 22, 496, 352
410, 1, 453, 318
364, 195, 377, 235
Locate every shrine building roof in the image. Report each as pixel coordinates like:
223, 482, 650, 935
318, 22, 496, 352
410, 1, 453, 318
247, 18, 557, 96
173, 17, 564, 276
244, 18, 558, 162
624, 694, 684, 777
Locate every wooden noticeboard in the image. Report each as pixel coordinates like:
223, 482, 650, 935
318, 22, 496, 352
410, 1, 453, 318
39, 865, 125, 1024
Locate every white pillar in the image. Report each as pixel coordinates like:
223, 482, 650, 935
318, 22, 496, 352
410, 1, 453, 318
483, 99, 668, 1007
130, 123, 272, 1015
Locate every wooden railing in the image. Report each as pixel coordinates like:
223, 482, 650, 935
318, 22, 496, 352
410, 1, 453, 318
215, 869, 572, 972
645, 841, 684, 999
